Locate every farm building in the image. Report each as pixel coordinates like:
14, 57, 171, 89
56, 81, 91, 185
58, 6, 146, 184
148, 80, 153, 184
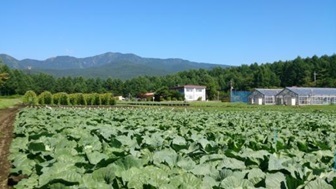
248, 89, 282, 105
138, 92, 155, 101
275, 87, 336, 105
171, 85, 206, 101
115, 96, 125, 101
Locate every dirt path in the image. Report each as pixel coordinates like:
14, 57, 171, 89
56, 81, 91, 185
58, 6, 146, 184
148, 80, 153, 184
0, 107, 20, 189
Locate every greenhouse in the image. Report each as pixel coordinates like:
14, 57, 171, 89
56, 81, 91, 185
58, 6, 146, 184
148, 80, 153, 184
275, 87, 336, 105
248, 89, 282, 105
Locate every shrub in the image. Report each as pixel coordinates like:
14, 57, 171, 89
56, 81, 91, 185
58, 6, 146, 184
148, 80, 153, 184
69, 93, 87, 105
38, 91, 53, 105
100, 93, 109, 105
53, 92, 70, 105
77, 93, 87, 105
110, 96, 116, 105
69, 94, 78, 105
23, 90, 38, 105
85, 93, 101, 105
84, 94, 93, 105
93, 93, 102, 105
100, 93, 114, 105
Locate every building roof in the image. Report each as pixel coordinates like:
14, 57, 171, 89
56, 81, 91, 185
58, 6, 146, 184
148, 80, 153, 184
285, 87, 336, 96
171, 85, 206, 89
143, 92, 154, 96
255, 88, 282, 96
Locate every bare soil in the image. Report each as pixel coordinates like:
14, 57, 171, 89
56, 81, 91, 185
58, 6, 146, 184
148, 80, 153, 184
0, 107, 20, 189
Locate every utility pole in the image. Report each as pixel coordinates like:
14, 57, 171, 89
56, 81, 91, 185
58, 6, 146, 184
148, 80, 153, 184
313, 71, 317, 86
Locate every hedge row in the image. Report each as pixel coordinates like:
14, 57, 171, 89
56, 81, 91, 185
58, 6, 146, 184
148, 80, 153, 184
23, 90, 116, 106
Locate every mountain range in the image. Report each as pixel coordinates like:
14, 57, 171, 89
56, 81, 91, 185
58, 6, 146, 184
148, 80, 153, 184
0, 52, 230, 79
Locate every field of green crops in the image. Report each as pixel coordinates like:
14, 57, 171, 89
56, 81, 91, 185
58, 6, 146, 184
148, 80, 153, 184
10, 107, 336, 189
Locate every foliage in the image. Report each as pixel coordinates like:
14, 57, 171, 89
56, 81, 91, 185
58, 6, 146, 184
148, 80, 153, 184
38, 91, 53, 105
69, 93, 78, 105
10, 107, 336, 188
53, 92, 70, 105
154, 87, 184, 101
0, 60, 9, 86
22, 90, 38, 105
85, 93, 101, 105
76, 93, 87, 105
1, 54, 336, 100
0, 72, 9, 86
34, 91, 115, 106
69, 93, 87, 105
100, 93, 114, 105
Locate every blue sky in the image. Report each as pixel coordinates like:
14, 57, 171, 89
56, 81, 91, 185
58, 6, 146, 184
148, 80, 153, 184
1, 0, 335, 65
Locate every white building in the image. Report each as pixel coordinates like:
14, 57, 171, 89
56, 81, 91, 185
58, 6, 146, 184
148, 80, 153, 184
248, 89, 282, 105
172, 85, 206, 101
115, 96, 125, 101
276, 87, 336, 105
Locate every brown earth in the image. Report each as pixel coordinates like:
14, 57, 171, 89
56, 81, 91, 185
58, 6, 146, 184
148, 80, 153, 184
0, 107, 20, 189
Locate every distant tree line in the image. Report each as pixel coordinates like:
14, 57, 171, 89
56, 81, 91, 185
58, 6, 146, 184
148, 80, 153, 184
0, 54, 335, 100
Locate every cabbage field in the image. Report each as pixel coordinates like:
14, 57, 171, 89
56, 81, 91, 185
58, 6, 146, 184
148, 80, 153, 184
9, 107, 336, 189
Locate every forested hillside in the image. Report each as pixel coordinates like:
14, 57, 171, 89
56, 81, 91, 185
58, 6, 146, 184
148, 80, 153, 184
0, 54, 335, 100
0, 52, 229, 79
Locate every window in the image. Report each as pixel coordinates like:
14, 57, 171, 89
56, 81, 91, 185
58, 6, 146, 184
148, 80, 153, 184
186, 88, 193, 92
299, 96, 308, 105
264, 96, 274, 104
311, 96, 323, 105
196, 89, 203, 92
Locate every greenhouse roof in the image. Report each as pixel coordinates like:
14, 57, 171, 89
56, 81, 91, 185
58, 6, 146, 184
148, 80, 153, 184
286, 87, 336, 96
255, 89, 283, 96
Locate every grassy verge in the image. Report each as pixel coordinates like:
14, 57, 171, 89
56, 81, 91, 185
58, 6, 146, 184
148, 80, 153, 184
0, 96, 22, 109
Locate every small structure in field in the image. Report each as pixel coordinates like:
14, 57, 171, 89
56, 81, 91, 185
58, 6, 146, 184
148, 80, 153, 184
138, 92, 155, 101
276, 87, 336, 105
248, 88, 282, 105
171, 85, 206, 101
116, 96, 125, 101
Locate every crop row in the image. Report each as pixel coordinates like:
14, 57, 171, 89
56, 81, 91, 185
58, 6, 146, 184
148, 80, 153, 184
9, 107, 336, 188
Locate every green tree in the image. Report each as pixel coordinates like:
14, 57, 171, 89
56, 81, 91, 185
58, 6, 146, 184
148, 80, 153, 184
13, 70, 34, 95
0, 72, 9, 87
0, 61, 9, 87
73, 77, 88, 93
0, 60, 9, 87
32, 73, 56, 94
105, 78, 124, 95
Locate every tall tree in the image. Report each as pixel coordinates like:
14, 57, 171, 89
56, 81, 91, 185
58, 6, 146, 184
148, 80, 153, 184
0, 71, 9, 87
0, 61, 9, 87
73, 77, 88, 93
